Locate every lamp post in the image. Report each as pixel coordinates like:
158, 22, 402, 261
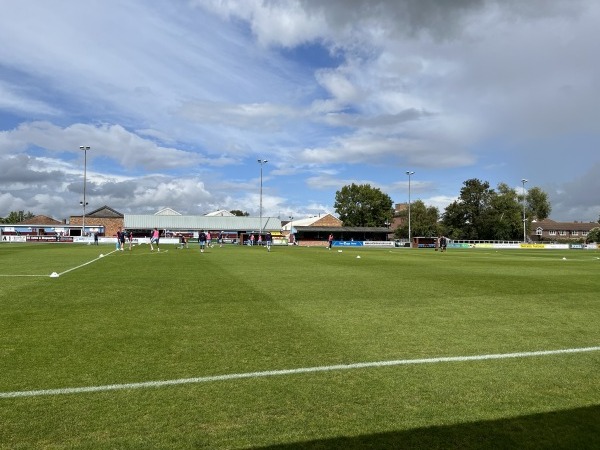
257, 159, 268, 236
521, 178, 528, 243
289, 215, 293, 245
406, 171, 415, 247
80, 145, 90, 238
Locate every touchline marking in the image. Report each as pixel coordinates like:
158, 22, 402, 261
1, 346, 599, 399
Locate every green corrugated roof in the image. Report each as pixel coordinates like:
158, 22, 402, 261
296, 226, 389, 232
124, 215, 281, 231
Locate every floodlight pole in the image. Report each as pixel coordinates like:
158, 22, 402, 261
406, 171, 415, 247
289, 215, 293, 244
80, 146, 90, 238
522, 178, 528, 243
258, 159, 268, 236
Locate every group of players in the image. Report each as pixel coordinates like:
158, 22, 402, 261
114, 227, 164, 252
197, 230, 273, 253
115, 227, 133, 251
115, 228, 274, 253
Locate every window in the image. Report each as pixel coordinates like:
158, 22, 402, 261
559, 231, 566, 236
571, 231, 578, 236
536, 227, 543, 236
549, 230, 556, 236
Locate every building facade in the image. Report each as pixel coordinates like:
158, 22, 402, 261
69, 205, 124, 237
530, 219, 599, 242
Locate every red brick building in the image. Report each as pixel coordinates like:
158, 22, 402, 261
531, 219, 599, 242
69, 205, 124, 237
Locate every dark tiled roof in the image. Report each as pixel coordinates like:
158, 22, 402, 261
533, 219, 599, 231
86, 205, 123, 218
16, 215, 63, 225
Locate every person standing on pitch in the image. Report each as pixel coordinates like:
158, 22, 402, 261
440, 235, 447, 252
328, 233, 334, 250
179, 234, 188, 249
150, 227, 160, 252
198, 230, 207, 253
265, 231, 272, 252
119, 229, 126, 251
116, 228, 123, 251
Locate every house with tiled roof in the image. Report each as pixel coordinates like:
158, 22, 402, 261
0, 215, 67, 241
16, 215, 63, 226
531, 219, 599, 242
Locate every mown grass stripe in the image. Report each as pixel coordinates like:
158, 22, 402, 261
2, 346, 598, 399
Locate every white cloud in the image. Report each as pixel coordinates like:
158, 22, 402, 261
0, 122, 207, 170
0, 81, 61, 116
195, 0, 328, 48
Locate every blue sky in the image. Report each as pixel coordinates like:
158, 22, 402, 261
1, 0, 599, 222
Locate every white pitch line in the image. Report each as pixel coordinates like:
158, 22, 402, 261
1, 346, 598, 399
56, 250, 118, 277
0, 250, 117, 278
0, 274, 49, 277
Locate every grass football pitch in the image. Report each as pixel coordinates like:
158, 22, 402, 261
1, 243, 599, 449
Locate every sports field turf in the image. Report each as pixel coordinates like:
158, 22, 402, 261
1, 243, 599, 449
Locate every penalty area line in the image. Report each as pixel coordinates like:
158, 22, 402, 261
0, 250, 117, 278
56, 249, 119, 277
1, 346, 599, 399
0, 274, 49, 277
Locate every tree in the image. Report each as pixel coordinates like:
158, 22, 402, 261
525, 186, 551, 221
442, 179, 552, 240
586, 227, 600, 243
485, 183, 522, 240
0, 210, 35, 224
229, 210, 249, 217
394, 200, 440, 239
442, 179, 494, 240
440, 200, 465, 239
334, 183, 393, 227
